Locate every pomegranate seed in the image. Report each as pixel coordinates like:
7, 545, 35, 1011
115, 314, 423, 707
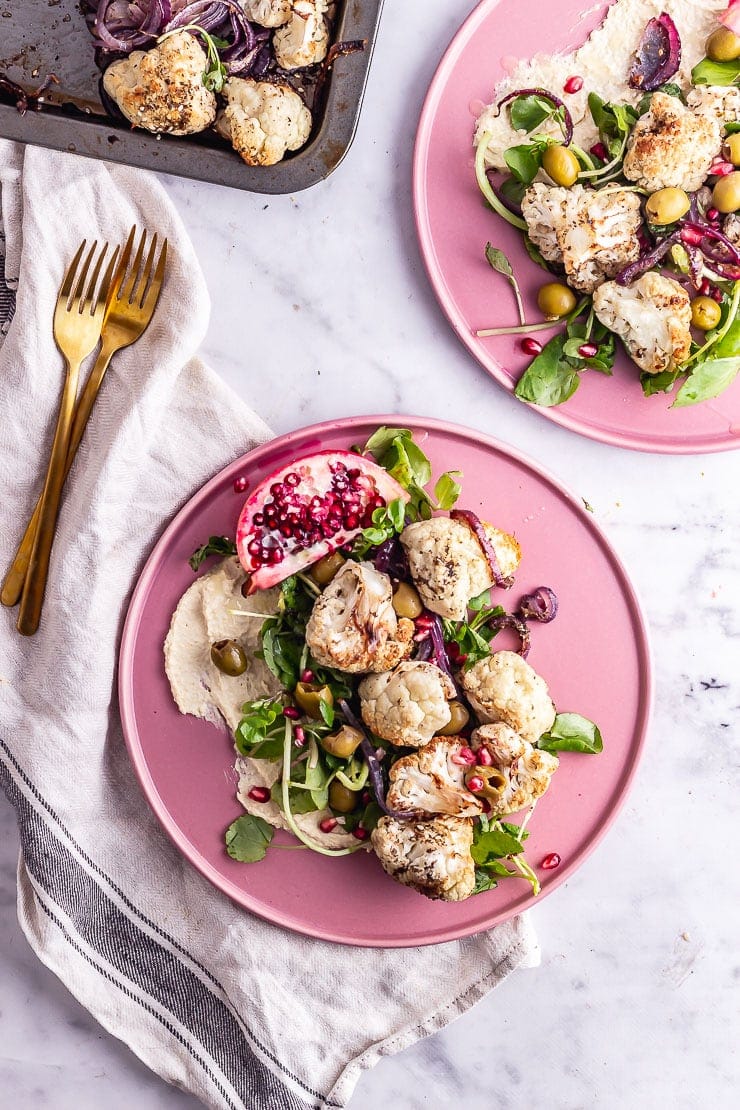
699, 278, 711, 296
344, 514, 359, 529
284, 472, 300, 486
268, 549, 284, 564
319, 817, 338, 833
283, 706, 300, 720
578, 342, 598, 358
710, 160, 735, 177
681, 227, 704, 246
541, 852, 561, 870
563, 75, 583, 93
481, 798, 492, 814
415, 614, 434, 629
451, 747, 477, 766
294, 726, 306, 745
247, 539, 261, 556
477, 747, 493, 767
252, 512, 264, 526
361, 791, 371, 805
456, 653, 468, 665
707, 207, 720, 222
521, 336, 543, 356
270, 483, 283, 498
233, 475, 249, 493
352, 827, 369, 841
712, 286, 723, 303
590, 142, 607, 161
466, 776, 485, 793
300, 669, 314, 684
247, 786, 270, 803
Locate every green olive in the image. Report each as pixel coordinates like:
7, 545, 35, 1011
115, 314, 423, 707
465, 765, 507, 802
210, 639, 247, 676
391, 581, 423, 619
723, 133, 740, 167
293, 682, 333, 719
690, 296, 722, 332
706, 26, 740, 62
309, 551, 346, 587
328, 780, 359, 813
712, 171, 740, 214
320, 726, 364, 759
436, 700, 471, 736
537, 282, 577, 319
541, 144, 580, 187
645, 187, 690, 226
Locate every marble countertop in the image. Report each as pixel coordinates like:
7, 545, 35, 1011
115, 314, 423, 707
2, 1, 740, 1106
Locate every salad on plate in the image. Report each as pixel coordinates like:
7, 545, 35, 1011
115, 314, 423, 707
164, 428, 602, 904
473, 0, 740, 408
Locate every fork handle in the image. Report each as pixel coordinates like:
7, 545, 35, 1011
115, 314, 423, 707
16, 356, 83, 635
2, 340, 116, 610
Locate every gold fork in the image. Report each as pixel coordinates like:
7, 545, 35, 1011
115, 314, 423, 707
3, 228, 168, 615
15, 240, 117, 636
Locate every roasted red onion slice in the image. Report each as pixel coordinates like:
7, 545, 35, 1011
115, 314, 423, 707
615, 229, 682, 286
487, 614, 531, 658
628, 13, 681, 91
683, 222, 740, 267
337, 700, 414, 821
496, 87, 574, 146
428, 616, 456, 684
518, 586, 558, 623
450, 509, 514, 588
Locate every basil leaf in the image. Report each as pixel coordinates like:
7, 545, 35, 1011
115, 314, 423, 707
673, 357, 740, 407
471, 826, 525, 863
504, 144, 543, 185
189, 535, 237, 571
515, 335, 581, 407
691, 57, 740, 87
224, 814, 273, 862
434, 470, 463, 510
509, 93, 554, 133
539, 712, 603, 754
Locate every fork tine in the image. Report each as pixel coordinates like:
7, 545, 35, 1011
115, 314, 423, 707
142, 238, 168, 315
82, 241, 110, 315
134, 233, 158, 309
58, 240, 87, 304
95, 245, 119, 314
110, 226, 136, 305
122, 229, 147, 304
70, 240, 97, 312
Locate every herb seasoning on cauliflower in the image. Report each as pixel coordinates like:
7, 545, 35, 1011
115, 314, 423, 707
371, 815, 476, 902
385, 736, 484, 818
622, 92, 723, 194
460, 650, 556, 745
242, 0, 293, 28
273, 0, 330, 69
593, 273, 692, 375
471, 723, 560, 815
216, 78, 312, 167
359, 661, 456, 747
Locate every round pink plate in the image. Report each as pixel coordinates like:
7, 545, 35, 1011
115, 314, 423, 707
413, 0, 740, 454
119, 416, 652, 946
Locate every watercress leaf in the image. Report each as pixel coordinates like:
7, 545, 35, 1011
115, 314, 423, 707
387, 497, 407, 531
641, 368, 680, 396
434, 470, 463, 510
509, 93, 555, 132
473, 868, 499, 894
468, 588, 492, 612
515, 335, 581, 407
363, 425, 410, 457
402, 438, 433, 487
691, 57, 740, 87
539, 712, 603, 754
499, 820, 529, 841
523, 234, 553, 272
224, 814, 273, 862
501, 175, 527, 208
673, 357, 740, 407
270, 780, 320, 814
726, 122, 740, 134
188, 535, 237, 571
504, 143, 542, 185
472, 826, 525, 863
319, 698, 335, 727
563, 337, 588, 359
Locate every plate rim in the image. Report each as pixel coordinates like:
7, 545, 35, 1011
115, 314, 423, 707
412, 0, 740, 455
118, 413, 654, 947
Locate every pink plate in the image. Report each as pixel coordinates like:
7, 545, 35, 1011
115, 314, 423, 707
413, 0, 740, 454
119, 416, 652, 946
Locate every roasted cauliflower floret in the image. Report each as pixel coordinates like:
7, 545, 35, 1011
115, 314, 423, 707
215, 78, 312, 166
471, 723, 559, 816
400, 517, 521, 622
242, 0, 292, 27
686, 85, 740, 128
305, 561, 413, 674
724, 214, 740, 248
359, 662, 456, 747
102, 31, 217, 136
371, 815, 475, 902
385, 736, 483, 818
521, 183, 641, 294
273, 0, 330, 69
623, 92, 722, 193
460, 650, 556, 745
592, 273, 691, 375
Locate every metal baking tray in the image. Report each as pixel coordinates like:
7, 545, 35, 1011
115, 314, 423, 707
0, 0, 384, 193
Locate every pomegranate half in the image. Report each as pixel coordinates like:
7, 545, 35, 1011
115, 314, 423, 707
236, 450, 409, 593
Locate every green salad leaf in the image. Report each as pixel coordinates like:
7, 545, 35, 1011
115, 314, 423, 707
641, 368, 681, 397
674, 286, 740, 408
189, 535, 237, 571
362, 427, 462, 517
515, 308, 615, 407
471, 825, 526, 863
509, 93, 562, 133
224, 814, 274, 862
539, 713, 603, 754
691, 57, 740, 87
234, 698, 286, 760
485, 243, 525, 326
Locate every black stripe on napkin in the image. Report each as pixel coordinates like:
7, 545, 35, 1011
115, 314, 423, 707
0, 230, 16, 331
0, 743, 336, 1110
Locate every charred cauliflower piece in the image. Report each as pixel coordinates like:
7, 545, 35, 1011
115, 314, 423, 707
102, 31, 217, 136
359, 662, 456, 748
273, 0, 330, 69
305, 561, 413, 674
400, 517, 521, 622
623, 92, 722, 193
215, 78, 312, 166
243, 0, 292, 27
385, 736, 484, 818
521, 183, 641, 294
471, 723, 559, 816
460, 650, 556, 745
686, 85, 740, 127
371, 815, 475, 902
724, 214, 740, 248
592, 273, 691, 375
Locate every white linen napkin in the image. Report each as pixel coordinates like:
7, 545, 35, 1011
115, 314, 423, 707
0, 140, 539, 1110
